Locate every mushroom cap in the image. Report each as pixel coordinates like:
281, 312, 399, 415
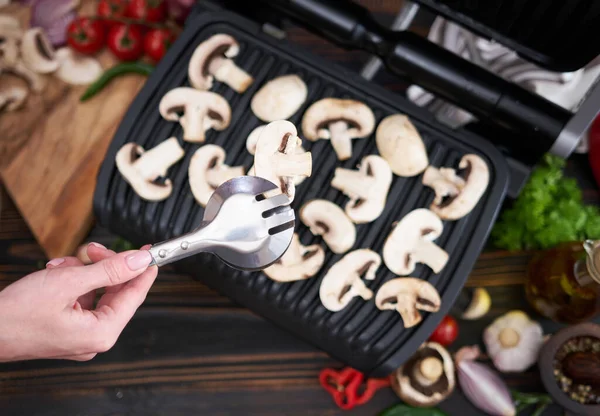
189, 144, 226, 206
54, 48, 102, 85
188, 34, 245, 91
159, 87, 231, 142
0, 86, 28, 112
375, 277, 441, 328
376, 114, 428, 177
20, 28, 59, 74
425, 154, 490, 220
250, 74, 308, 122
301, 98, 375, 141
391, 342, 455, 407
319, 249, 381, 312
252, 120, 312, 200
300, 199, 356, 254
246, 124, 266, 155
264, 233, 325, 282
483, 310, 544, 373
383, 209, 447, 275
116, 138, 184, 201
331, 154, 393, 223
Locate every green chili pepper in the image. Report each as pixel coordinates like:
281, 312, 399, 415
378, 404, 448, 416
80, 62, 154, 102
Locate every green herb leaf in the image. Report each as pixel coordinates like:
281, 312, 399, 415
378, 404, 448, 416
492, 154, 600, 250
110, 238, 135, 252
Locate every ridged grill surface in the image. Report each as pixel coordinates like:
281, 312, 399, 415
415, 0, 600, 71
94, 12, 508, 376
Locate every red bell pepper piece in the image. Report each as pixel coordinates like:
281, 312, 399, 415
589, 114, 600, 189
319, 366, 390, 410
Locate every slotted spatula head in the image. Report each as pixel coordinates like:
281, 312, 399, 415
201, 176, 295, 271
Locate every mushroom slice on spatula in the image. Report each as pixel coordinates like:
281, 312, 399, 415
331, 154, 392, 223
319, 249, 381, 312
252, 120, 312, 201
391, 342, 456, 407
264, 233, 325, 282
383, 209, 448, 275
116, 137, 185, 201
375, 278, 441, 328
159, 87, 231, 143
301, 98, 375, 161
189, 144, 245, 207
423, 153, 489, 220
300, 199, 356, 254
188, 34, 254, 93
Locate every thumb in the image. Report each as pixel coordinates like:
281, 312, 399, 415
68, 250, 153, 293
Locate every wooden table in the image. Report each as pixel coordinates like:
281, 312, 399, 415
1, 1, 599, 414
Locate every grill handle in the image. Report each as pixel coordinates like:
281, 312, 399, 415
264, 0, 573, 165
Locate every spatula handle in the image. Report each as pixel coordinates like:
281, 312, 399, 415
148, 223, 217, 267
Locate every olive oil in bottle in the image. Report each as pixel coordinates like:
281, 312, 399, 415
525, 240, 600, 324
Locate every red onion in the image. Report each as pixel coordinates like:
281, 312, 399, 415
166, 0, 194, 25
455, 346, 516, 416
29, 0, 78, 47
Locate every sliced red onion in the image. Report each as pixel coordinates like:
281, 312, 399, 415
166, 0, 194, 25
455, 346, 516, 416
29, 0, 78, 47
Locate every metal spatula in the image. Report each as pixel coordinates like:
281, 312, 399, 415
148, 176, 295, 271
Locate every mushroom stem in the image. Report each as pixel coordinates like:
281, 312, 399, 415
328, 120, 354, 161
331, 167, 374, 199
414, 357, 444, 386
272, 152, 312, 177
181, 113, 206, 143
206, 165, 245, 187
135, 138, 185, 179
8, 61, 46, 92
209, 58, 253, 94
341, 277, 373, 304
413, 238, 449, 274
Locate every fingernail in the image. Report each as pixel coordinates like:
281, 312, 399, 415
46, 258, 65, 268
125, 251, 152, 271
89, 242, 106, 250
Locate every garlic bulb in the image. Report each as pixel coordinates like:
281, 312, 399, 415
484, 310, 544, 372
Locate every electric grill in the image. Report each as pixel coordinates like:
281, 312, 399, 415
93, 0, 599, 376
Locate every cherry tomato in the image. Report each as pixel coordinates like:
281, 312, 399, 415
107, 24, 144, 61
97, 0, 128, 28
143, 28, 174, 62
428, 315, 459, 346
588, 115, 600, 189
66, 17, 106, 55
126, 0, 167, 23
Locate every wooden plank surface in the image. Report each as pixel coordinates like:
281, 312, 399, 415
0, 1, 148, 260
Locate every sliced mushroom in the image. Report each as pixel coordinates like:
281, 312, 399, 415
301, 98, 375, 160
159, 87, 231, 143
331, 155, 392, 223
300, 199, 355, 254
391, 342, 455, 407
376, 114, 428, 177
422, 154, 489, 220
0, 86, 27, 112
116, 137, 185, 201
188, 144, 244, 206
375, 278, 441, 328
188, 34, 253, 93
20, 28, 59, 74
252, 120, 312, 200
264, 233, 325, 282
383, 209, 448, 275
319, 249, 380, 312
54, 48, 102, 85
251, 74, 307, 122
247, 124, 307, 186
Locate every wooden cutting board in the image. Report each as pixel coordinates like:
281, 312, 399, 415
0, 1, 147, 259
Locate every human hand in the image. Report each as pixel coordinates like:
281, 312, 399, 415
0, 243, 157, 362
